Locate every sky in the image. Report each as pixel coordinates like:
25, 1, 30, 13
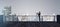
0, 0, 60, 15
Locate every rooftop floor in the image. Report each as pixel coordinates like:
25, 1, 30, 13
3, 21, 60, 27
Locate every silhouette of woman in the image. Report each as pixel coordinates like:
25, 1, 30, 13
36, 11, 41, 21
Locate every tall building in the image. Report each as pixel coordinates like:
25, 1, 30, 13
3, 6, 11, 22
3, 6, 18, 22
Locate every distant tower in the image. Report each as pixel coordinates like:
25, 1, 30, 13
3, 6, 11, 22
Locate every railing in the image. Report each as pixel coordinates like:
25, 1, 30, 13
3, 15, 57, 22
17, 15, 57, 22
